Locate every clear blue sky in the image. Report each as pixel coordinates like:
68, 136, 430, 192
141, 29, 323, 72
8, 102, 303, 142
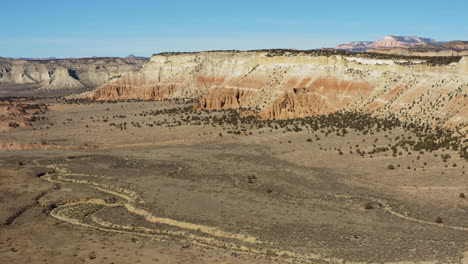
1, 0, 467, 58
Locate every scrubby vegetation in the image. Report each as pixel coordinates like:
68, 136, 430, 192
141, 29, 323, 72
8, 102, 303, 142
21, 96, 467, 176
94, 103, 467, 161
155, 49, 462, 66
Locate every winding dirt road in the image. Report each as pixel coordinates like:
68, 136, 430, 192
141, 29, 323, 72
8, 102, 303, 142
37, 161, 468, 264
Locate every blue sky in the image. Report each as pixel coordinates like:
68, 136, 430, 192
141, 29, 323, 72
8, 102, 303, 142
1, 0, 467, 58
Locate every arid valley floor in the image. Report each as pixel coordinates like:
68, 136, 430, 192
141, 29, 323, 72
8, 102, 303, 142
0, 94, 466, 264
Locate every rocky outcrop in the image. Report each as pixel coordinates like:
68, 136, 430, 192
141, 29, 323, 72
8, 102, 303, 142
197, 88, 256, 109
0, 57, 147, 90
90, 51, 468, 128
259, 78, 373, 119
90, 71, 179, 100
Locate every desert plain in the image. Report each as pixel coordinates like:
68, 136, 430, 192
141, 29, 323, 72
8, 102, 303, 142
0, 87, 466, 264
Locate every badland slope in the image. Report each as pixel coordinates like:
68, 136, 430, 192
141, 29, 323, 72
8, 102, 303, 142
0, 56, 147, 90
90, 50, 467, 128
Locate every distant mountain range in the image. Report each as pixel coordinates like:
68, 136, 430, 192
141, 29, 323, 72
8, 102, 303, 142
335, 35, 468, 56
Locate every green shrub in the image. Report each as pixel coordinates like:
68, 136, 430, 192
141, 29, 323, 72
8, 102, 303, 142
364, 202, 374, 210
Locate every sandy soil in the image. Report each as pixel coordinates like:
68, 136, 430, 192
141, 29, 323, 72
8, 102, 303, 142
0, 99, 466, 264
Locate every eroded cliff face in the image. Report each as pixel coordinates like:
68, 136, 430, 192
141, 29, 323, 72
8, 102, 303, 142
90, 51, 468, 128
0, 57, 146, 90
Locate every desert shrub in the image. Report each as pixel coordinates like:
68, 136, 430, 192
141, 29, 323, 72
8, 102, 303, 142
248, 175, 257, 184
364, 202, 373, 210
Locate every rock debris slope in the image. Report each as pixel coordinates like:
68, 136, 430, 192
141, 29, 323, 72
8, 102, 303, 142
90, 51, 467, 128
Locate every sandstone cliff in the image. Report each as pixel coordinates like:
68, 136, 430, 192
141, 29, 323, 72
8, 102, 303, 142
90, 51, 467, 128
0, 57, 146, 90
